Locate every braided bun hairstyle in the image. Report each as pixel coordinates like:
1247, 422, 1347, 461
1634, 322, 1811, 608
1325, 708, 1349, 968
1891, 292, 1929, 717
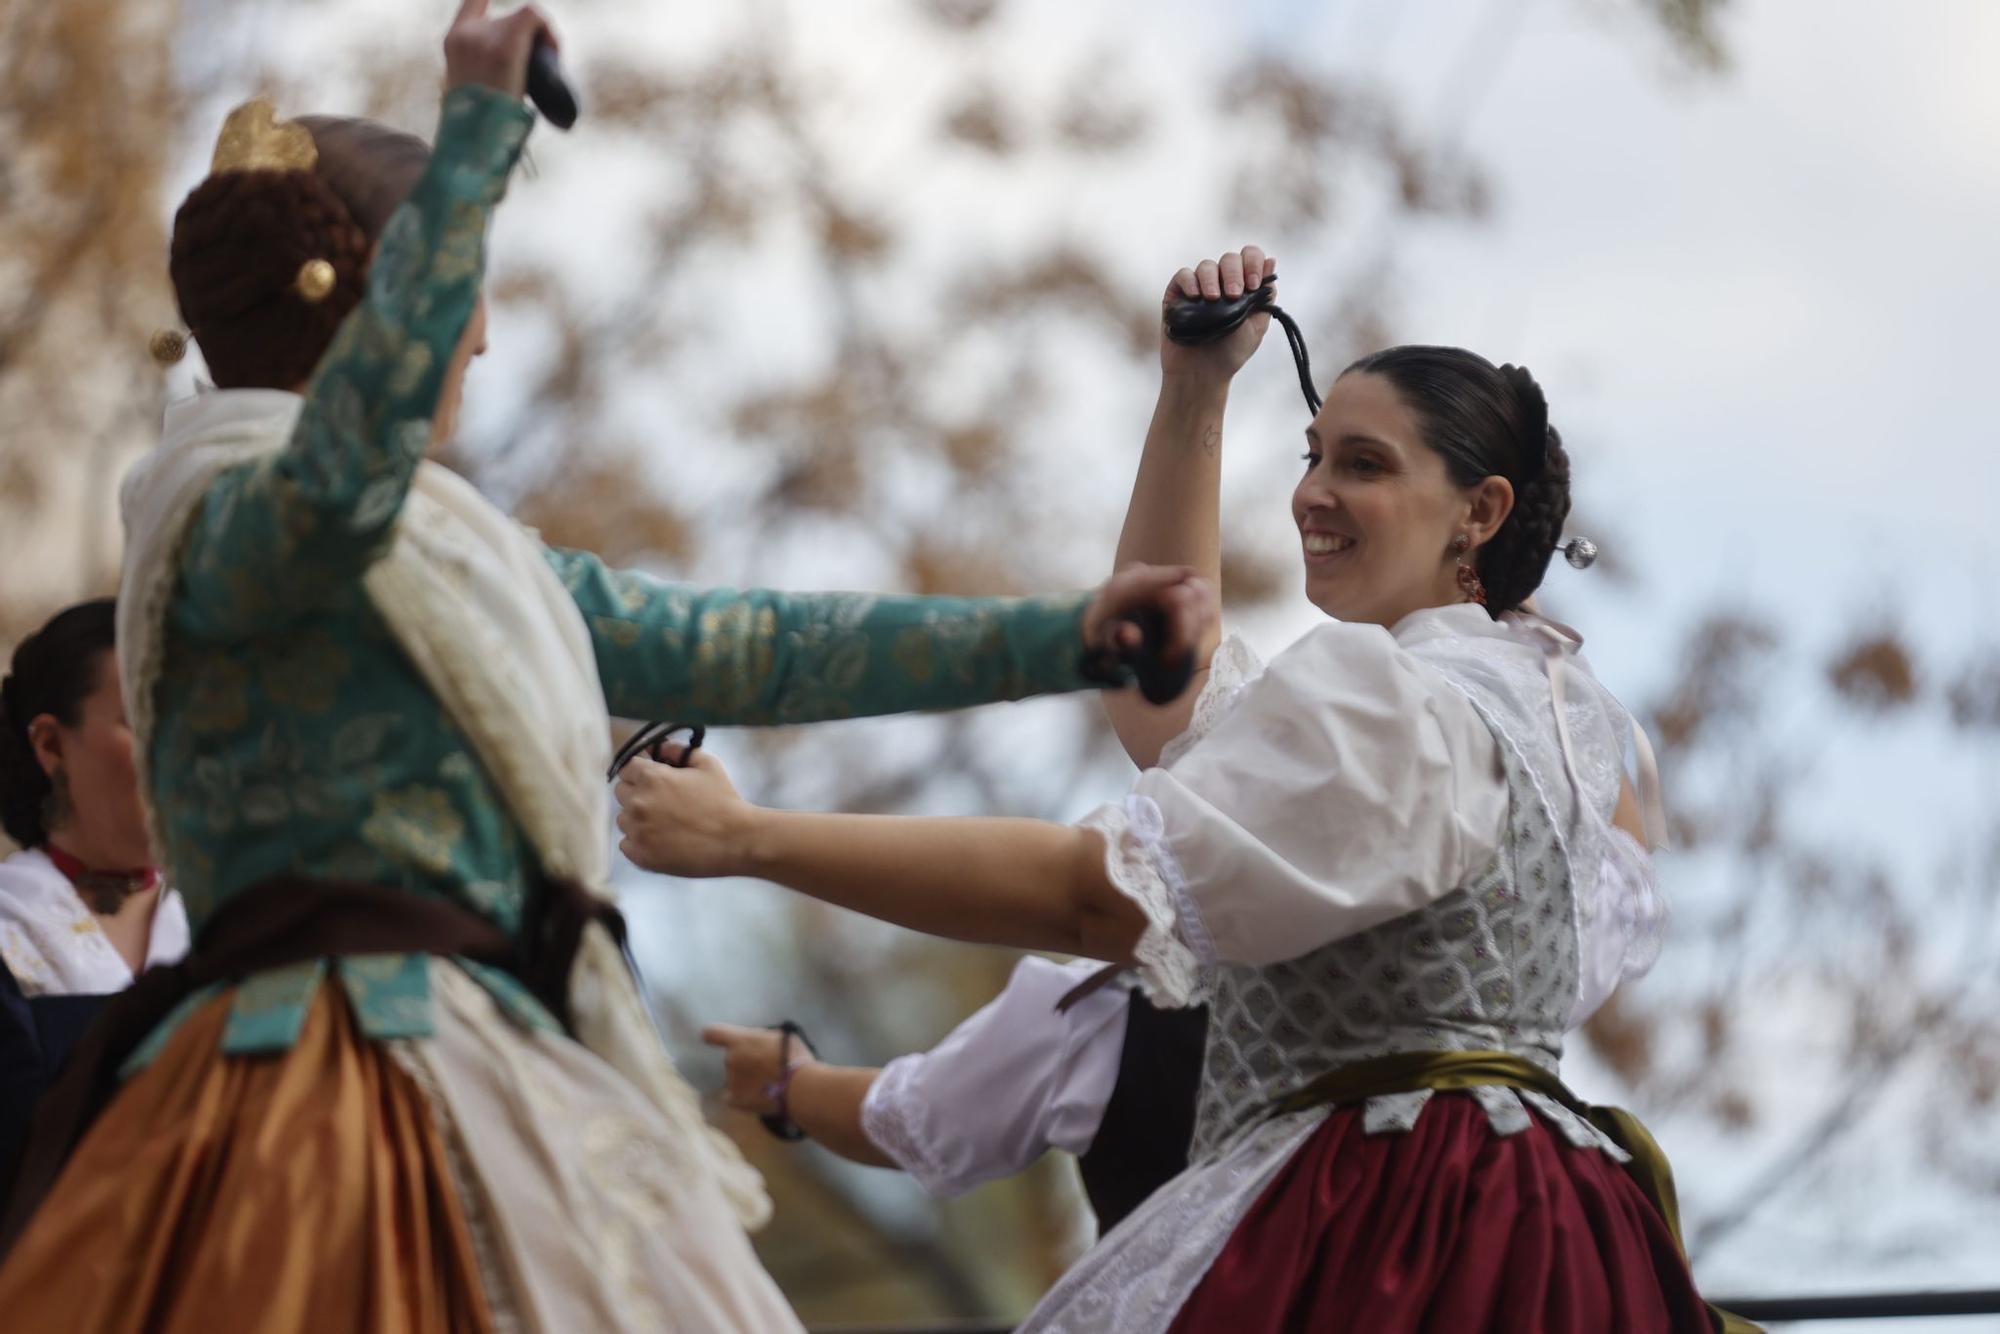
1342, 345, 1573, 614
168, 116, 430, 390
0, 599, 116, 849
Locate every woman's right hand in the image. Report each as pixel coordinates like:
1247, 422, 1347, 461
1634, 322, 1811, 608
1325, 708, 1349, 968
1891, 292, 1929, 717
1160, 247, 1278, 383
444, 0, 554, 99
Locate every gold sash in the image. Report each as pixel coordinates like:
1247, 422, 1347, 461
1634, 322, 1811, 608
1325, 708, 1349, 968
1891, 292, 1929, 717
1273, 1049, 1761, 1334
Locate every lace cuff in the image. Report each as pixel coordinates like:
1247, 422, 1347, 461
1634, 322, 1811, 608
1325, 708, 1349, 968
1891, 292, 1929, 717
1079, 794, 1213, 1007
1159, 633, 1262, 769
859, 1053, 956, 1193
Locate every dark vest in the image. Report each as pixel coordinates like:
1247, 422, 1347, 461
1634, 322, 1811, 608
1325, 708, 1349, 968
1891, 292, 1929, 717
0, 960, 113, 1186
1076, 991, 1208, 1233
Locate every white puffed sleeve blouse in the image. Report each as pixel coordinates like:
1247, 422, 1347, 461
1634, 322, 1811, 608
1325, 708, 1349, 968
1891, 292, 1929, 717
1082, 605, 1663, 1010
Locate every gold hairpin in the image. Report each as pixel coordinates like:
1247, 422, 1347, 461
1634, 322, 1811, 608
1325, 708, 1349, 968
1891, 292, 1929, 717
295, 258, 336, 303
148, 329, 188, 366
209, 97, 318, 176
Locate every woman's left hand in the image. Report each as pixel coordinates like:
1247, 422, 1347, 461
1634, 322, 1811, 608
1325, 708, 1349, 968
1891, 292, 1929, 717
615, 748, 756, 877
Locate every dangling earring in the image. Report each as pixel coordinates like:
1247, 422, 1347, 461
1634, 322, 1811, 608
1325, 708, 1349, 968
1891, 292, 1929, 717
41, 768, 73, 834
1451, 535, 1487, 607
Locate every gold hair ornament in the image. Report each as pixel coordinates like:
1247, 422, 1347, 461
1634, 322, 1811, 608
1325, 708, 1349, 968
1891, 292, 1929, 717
148, 329, 189, 366
209, 98, 318, 175
295, 259, 337, 303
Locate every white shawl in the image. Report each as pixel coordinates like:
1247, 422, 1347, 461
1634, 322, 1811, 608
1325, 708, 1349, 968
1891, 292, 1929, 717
115, 388, 769, 1229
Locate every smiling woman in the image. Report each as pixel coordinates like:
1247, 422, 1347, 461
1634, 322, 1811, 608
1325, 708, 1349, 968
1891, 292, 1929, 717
1326, 344, 1572, 619
612, 251, 1731, 1332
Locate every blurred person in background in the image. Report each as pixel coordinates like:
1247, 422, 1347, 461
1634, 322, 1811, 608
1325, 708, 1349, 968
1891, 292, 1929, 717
0, 4, 1214, 1330
0, 597, 189, 1170
620, 249, 1746, 1331
704, 957, 1207, 1237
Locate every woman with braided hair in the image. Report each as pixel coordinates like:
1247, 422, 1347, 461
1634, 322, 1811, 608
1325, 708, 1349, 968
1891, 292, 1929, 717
618, 250, 1747, 1331
0, 3, 1213, 1330
0, 600, 190, 1173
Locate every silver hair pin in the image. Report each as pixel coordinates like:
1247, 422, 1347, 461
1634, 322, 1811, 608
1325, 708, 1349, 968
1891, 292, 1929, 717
1560, 537, 1598, 569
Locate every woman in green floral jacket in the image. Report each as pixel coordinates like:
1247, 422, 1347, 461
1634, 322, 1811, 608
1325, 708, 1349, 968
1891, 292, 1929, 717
0, 6, 1211, 1331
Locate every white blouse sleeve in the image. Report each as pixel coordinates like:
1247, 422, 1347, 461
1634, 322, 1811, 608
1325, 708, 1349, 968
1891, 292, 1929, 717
1569, 826, 1665, 1029
1080, 621, 1510, 1005
1158, 633, 1264, 770
858, 956, 1132, 1197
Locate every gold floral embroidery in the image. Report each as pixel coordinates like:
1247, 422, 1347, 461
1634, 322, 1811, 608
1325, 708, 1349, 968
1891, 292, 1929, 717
613, 573, 652, 614
360, 785, 466, 877
217, 568, 282, 623
386, 340, 435, 399
432, 200, 487, 283
591, 616, 642, 650
261, 629, 351, 714
183, 656, 251, 733
690, 601, 778, 716
892, 627, 936, 684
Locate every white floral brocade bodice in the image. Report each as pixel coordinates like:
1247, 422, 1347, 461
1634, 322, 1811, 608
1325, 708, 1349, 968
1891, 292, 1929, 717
1190, 704, 1580, 1158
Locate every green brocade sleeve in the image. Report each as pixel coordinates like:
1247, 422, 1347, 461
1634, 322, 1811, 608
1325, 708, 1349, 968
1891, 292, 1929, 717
173, 87, 534, 638
545, 546, 1098, 725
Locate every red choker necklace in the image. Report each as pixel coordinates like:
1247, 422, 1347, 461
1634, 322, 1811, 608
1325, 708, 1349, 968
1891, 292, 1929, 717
43, 845, 160, 910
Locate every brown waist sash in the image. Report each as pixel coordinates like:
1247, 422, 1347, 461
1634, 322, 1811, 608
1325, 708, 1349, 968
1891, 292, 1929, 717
0, 873, 619, 1257
1273, 1049, 1761, 1334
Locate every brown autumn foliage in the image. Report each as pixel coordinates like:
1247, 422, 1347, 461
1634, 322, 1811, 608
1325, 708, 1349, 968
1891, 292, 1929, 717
1593, 609, 2000, 1261
0, 0, 185, 641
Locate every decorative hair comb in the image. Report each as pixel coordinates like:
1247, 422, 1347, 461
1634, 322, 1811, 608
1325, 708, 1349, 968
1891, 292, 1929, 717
1558, 538, 1597, 569
210, 98, 319, 175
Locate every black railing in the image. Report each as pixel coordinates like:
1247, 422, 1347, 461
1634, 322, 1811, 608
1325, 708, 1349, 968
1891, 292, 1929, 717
809, 1289, 2000, 1331
1713, 1288, 2000, 1323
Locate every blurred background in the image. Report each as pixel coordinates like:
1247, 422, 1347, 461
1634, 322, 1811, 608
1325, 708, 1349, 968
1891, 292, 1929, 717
4, 0, 1999, 1327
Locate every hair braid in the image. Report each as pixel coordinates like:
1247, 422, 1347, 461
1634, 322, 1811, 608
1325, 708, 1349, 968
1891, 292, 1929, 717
1478, 422, 1571, 613
169, 170, 371, 389
167, 114, 431, 391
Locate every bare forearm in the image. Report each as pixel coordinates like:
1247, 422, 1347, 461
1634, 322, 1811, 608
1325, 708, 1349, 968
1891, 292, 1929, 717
1115, 374, 1231, 587
786, 1064, 896, 1167
741, 811, 1139, 963
1104, 374, 1231, 766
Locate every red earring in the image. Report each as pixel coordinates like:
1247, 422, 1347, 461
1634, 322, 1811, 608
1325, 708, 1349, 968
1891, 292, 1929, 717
1452, 535, 1487, 607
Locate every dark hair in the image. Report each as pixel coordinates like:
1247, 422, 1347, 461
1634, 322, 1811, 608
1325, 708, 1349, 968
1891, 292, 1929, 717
169, 116, 431, 390
0, 599, 117, 849
1341, 345, 1572, 614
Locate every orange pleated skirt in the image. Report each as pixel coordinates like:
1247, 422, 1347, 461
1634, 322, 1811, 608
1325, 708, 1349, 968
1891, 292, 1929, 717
0, 984, 495, 1333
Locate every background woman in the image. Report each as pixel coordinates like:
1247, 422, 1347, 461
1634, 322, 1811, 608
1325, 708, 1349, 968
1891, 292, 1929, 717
703, 958, 1205, 1236
0, 597, 188, 1170
0, 598, 186, 993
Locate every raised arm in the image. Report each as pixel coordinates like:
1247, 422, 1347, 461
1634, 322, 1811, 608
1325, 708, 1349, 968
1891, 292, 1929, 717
175, 8, 546, 638
1103, 248, 1277, 768
549, 547, 1213, 726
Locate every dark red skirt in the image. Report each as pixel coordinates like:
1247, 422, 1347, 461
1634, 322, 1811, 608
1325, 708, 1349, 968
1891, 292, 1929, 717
1166, 1094, 1712, 1334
